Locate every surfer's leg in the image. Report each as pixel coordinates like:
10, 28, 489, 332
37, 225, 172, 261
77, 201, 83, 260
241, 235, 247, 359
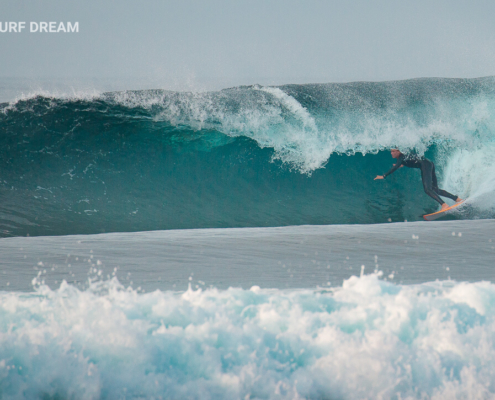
421, 161, 446, 206
431, 164, 460, 201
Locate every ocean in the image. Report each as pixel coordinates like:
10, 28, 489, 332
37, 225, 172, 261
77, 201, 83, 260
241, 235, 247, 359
0, 77, 494, 399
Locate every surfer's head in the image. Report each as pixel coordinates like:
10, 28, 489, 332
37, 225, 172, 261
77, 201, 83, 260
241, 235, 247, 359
390, 148, 402, 159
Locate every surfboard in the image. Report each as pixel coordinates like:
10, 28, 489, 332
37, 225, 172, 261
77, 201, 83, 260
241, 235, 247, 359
423, 200, 466, 221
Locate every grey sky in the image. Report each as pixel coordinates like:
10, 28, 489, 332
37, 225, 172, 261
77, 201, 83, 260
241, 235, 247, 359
1, 0, 495, 90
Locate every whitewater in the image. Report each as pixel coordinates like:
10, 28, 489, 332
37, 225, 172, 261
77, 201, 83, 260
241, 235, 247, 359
1, 77, 495, 399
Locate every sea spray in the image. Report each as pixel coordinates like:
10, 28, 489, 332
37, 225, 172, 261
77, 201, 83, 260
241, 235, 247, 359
1, 274, 495, 399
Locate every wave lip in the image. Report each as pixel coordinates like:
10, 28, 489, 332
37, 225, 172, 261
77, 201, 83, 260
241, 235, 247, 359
5, 77, 495, 173
1, 274, 494, 399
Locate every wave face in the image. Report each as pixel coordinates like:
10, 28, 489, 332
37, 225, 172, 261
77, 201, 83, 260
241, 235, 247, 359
1, 77, 495, 236
1, 275, 495, 399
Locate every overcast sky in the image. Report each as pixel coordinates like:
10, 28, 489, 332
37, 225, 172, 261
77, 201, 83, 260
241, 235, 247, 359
1, 0, 495, 90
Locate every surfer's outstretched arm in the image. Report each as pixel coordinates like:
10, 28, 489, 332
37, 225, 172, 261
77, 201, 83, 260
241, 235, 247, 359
383, 154, 405, 179
375, 154, 405, 180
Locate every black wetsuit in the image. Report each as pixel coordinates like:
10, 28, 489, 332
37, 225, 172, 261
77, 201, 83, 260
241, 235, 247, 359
383, 154, 458, 205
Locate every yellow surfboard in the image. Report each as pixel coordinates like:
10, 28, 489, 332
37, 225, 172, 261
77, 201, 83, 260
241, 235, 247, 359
423, 200, 466, 221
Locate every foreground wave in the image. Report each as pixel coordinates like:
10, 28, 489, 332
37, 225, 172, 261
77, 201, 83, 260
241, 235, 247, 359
1, 77, 495, 236
1, 275, 494, 399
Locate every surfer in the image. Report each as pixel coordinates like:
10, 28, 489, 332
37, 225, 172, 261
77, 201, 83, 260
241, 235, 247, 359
374, 149, 463, 211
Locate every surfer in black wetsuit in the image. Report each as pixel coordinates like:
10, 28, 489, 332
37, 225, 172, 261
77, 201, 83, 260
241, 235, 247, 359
374, 149, 463, 211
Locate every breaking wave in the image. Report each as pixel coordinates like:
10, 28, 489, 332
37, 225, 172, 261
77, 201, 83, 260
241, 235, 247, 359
1, 77, 495, 236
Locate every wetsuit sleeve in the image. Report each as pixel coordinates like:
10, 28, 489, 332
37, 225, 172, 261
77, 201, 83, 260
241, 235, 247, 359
383, 154, 404, 178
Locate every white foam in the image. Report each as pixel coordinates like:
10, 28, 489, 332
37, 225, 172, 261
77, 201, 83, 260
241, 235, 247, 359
442, 143, 495, 211
107, 87, 495, 174
1, 275, 495, 398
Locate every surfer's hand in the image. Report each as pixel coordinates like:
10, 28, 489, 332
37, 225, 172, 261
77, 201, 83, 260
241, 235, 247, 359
374, 175, 384, 180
